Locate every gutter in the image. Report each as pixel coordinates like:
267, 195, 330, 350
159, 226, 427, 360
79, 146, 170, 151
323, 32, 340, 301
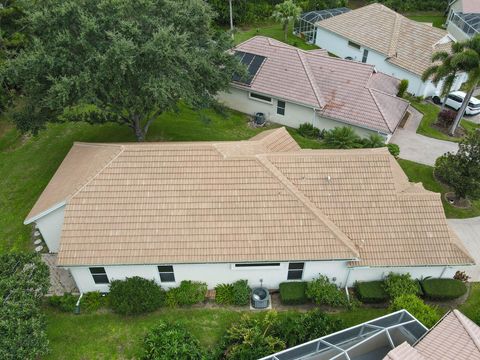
24, 201, 66, 225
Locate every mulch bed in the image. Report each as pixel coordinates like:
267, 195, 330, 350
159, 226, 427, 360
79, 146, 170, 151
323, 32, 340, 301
444, 192, 472, 209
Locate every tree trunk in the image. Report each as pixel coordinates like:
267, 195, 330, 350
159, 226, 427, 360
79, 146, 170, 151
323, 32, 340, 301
450, 86, 476, 136
284, 21, 288, 42
132, 114, 146, 142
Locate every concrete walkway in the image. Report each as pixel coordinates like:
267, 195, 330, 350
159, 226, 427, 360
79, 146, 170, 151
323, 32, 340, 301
449, 217, 480, 281
391, 106, 459, 166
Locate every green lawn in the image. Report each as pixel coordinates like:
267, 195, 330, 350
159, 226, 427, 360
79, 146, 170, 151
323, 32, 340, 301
405, 14, 445, 29
234, 22, 318, 50
397, 159, 480, 218
44, 306, 387, 359
413, 101, 480, 142
459, 283, 480, 324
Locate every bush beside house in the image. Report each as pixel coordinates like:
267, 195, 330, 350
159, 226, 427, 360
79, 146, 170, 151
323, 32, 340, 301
354, 281, 388, 303
389, 294, 440, 328
165, 281, 208, 307
421, 278, 467, 300
214, 280, 250, 306
279, 281, 308, 305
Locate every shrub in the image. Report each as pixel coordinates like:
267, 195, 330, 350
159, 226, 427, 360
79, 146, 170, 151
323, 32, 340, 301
275, 309, 344, 347
421, 278, 467, 300
389, 294, 440, 328
437, 109, 456, 128
109, 277, 165, 315
165, 281, 207, 307
355, 281, 388, 303
141, 321, 204, 360
397, 79, 409, 98
324, 127, 362, 149
279, 282, 308, 305
232, 280, 250, 306
362, 134, 385, 148
81, 291, 106, 312
306, 275, 348, 307
215, 283, 235, 305
454, 270, 470, 283
48, 293, 77, 312
298, 123, 320, 139
383, 273, 421, 299
387, 143, 400, 157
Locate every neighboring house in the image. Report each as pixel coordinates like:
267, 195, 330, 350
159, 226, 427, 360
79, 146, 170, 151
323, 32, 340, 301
217, 36, 410, 142
447, 0, 480, 41
293, 7, 350, 44
314, 3, 468, 97
262, 309, 480, 360
384, 310, 480, 360
25, 128, 473, 293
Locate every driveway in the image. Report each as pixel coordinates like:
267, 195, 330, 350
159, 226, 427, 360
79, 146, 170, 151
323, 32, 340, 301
391, 106, 459, 166
448, 217, 480, 281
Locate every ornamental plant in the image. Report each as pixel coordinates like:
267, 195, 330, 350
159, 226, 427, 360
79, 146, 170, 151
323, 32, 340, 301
306, 275, 348, 307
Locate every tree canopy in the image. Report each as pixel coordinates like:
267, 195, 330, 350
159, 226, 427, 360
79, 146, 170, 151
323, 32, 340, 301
0, 252, 50, 360
435, 130, 480, 200
5, 0, 243, 141
271, 0, 302, 41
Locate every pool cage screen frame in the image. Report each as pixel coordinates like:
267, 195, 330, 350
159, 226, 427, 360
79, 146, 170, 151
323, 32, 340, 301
294, 8, 350, 44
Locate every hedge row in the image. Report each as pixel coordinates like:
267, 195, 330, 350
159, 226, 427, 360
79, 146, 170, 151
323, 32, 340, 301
279, 281, 308, 305
355, 277, 466, 304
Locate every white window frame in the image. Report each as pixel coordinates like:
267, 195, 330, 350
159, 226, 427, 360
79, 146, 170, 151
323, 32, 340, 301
277, 100, 286, 116
232, 262, 281, 271
249, 92, 273, 104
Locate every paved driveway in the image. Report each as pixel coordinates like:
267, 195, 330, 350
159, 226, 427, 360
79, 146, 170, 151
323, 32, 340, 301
448, 217, 480, 281
391, 106, 459, 166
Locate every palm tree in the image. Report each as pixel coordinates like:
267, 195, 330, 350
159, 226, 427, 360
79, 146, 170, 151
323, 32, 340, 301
449, 35, 480, 136
422, 42, 463, 113
271, 0, 302, 42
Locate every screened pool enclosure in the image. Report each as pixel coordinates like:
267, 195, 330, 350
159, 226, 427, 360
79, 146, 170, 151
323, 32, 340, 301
260, 310, 428, 360
294, 8, 350, 43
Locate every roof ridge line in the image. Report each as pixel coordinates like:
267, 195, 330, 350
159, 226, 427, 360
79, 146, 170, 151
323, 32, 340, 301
68, 145, 126, 202
367, 88, 394, 132
454, 309, 480, 352
297, 50, 325, 109
256, 154, 359, 258
387, 12, 402, 58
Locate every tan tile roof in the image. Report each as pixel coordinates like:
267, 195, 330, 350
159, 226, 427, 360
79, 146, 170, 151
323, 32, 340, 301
233, 36, 409, 134
316, 3, 452, 76
413, 310, 480, 360
27, 128, 473, 267
383, 341, 425, 360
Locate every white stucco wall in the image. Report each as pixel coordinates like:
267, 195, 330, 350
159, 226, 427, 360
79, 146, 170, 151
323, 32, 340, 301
217, 87, 383, 138
69, 260, 352, 293
314, 28, 462, 98
67, 260, 470, 293
34, 206, 65, 253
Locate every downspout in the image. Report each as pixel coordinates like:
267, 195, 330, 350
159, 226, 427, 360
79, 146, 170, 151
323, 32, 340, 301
74, 292, 84, 315
344, 268, 352, 302
440, 266, 450, 278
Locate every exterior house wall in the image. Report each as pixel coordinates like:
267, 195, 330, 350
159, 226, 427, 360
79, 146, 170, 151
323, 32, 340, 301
67, 260, 468, 293
35, 206, 65, 253
217, 87, 382, 138
313, 27, 460, 98
69, 260, 351, 293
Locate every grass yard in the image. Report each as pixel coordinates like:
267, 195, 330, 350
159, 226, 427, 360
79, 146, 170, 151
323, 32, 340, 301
397, 159, 480, 218
234, 22, 318, 50
44, 306, 387, 359
413, 101, 480, 142
459, 283, 480, 324
405, 14, 445, 29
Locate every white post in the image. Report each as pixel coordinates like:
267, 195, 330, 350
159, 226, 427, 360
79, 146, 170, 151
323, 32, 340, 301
229, 0, 234, 40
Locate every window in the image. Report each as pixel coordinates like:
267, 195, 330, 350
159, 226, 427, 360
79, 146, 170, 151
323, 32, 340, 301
234, 263, 281, 268
287, 262, 304, 280
158, 265, 175, 282
89, 267, 109, 284
362, 49, 369, 63
250, 92, 272, 103
448, 94, 463, 102
277, 100, 286, 115
348, 41, 361, 50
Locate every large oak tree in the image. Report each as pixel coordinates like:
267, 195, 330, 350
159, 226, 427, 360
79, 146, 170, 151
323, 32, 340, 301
5, 0, 242, 141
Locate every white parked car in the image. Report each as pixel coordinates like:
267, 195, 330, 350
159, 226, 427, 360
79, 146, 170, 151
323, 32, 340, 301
432, 91, 480, 115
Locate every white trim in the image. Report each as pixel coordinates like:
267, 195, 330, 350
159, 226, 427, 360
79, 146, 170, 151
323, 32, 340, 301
24, 201, 66, 224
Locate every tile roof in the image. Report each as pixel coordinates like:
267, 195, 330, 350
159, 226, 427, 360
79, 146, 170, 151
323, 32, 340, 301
27, 128, 473, 267
384, 310, 480, 360
233, 36, 409, 134
316, 3, 453, 76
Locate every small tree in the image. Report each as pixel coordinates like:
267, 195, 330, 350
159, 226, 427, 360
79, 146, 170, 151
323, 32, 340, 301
396, 79, 409, 98
434, 130, 480, 200
271, 0, 302, 42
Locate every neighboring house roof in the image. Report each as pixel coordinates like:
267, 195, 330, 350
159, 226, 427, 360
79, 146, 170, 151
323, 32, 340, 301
26, 128, 473, 267
383, 310, 480, 360
457, 0, 480, 13
233, 36, 409, 134
316, 3, 453, 77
